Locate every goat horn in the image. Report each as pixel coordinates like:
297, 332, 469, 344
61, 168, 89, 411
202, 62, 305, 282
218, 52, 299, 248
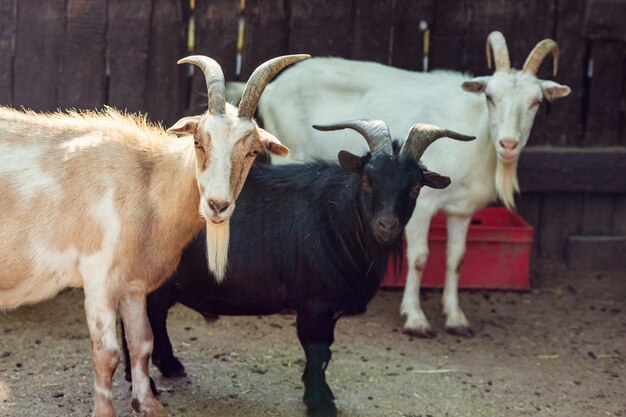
178, 55, 226, 115
312, 119, 393, 155
238, 54, 311, 119
523, 39, 559, 77
400, 124, 475, 161
486, 31, 511, 72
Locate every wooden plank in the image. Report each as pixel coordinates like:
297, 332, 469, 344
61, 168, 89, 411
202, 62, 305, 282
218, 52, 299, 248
107, 0, 152, 113
516, 192, 542, 257
240, 0, 289, 80
567, 235, 626, 270
390, 0, 435, 71
612, 196, 626, 235
463, 0, 508, 76
540, 194, 582, 259
288, 0, 353, 58
583, 40, 624, 146
145, 0, 187, 126
57, 0, 107, 110
518, 147, 626, 193
429, 0, 466, 70
546, 0, 587, 146
13, 0, 65, 111
0, 0, 15, 105
352, 0, 394, 64
581, 194, 614, 235
189, 0, 239, 113
585, 0, 626, 41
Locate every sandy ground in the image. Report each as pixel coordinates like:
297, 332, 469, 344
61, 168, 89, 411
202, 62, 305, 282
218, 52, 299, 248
0, 261, 624, 417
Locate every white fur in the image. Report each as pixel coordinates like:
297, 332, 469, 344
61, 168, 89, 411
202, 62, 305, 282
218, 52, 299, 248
205, 221, 230, 282
0, 143, 62, 200
255, 57, 570, 334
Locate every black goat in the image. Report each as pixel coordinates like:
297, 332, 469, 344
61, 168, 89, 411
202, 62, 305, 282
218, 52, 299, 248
122, 120, 474, 417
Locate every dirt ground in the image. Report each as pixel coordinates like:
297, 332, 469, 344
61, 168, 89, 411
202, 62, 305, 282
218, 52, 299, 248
1, 261, 624, 417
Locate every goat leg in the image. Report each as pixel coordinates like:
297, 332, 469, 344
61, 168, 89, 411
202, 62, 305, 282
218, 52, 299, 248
297, 309, 337, 417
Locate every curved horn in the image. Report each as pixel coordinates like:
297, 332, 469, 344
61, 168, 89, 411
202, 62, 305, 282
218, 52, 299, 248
486, 31, 511, 72
238, 54, 311, 119
400, 123, 475, 161
313, 119, 393, 155
523, 39, 559, 77
178, 55, 226, 115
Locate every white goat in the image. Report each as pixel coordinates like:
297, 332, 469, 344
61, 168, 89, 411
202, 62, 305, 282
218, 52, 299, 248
0, 54, 308, 417
256, 32, 570, 337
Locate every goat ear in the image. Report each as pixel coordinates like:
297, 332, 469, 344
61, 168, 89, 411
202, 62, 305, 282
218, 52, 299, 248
540, 80, 571, 101
168, 116, 201, 135
423, 170, 451, 189
461, 77, 490, 94
338, 150, 364, 173
258, 128, 290, 156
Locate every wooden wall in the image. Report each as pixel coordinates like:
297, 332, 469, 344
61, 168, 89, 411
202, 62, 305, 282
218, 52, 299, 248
0, 0, 624, 269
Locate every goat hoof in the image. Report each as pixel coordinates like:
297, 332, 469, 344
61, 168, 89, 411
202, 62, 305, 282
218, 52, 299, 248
134, 398, 168, 417
445, 326, 475, 338
154, 357, 186, 378
305, 399, 337, 417
403, 327, 436, 339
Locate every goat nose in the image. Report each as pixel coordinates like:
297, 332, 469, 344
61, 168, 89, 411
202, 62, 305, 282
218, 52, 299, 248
499, 139, 519, 150
377, 217, 399, 231
207, 199, 230, 213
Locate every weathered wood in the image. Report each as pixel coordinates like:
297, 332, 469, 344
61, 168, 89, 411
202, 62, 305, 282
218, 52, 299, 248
612, 196, 626, 235
288, 0, 353, 58
516, 192, 543, 256
390, 0, 435, 71
585, 0, 626, 41
0, 0, 15, 105
567, 235, 626, 270
58, 0, 107, 110
13, 0, 65, 111
145, 0, 187, 126
583, 40, 624, 146
429, 0, 466, 70
190, 0, 239, 113
581, 194, 614, 235
107, 0, 152, 113
463, 0, 507, 76
352, 0, 394, 64
540, 194, 582, 259
241, 0, 289, 80
518, 147, 626, 193
546, 0, 587, 146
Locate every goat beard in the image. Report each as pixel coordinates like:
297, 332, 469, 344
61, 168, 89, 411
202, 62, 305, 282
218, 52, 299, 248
495, 158, 520, 210
205, 221, 230, 283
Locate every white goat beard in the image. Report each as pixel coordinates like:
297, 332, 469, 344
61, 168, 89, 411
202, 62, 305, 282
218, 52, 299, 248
205, 221, 230, 283
495, 158, 520, 210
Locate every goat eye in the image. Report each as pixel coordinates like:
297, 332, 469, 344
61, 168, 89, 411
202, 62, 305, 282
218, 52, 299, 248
530, 100, 541, 109
246, 150, 259, 158
194, 139, 202, 148
486, 95, 494, 103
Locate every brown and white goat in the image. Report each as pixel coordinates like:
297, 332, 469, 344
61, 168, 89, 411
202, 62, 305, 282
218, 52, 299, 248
0, 54, 308, 417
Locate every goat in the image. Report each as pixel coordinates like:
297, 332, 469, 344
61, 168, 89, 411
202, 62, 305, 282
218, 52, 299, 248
255, 32, 571, 337
121, 120, 475, 417
0, 54, 308, 417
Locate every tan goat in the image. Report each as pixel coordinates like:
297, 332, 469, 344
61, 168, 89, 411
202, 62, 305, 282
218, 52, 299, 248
0, 54, 309, 417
